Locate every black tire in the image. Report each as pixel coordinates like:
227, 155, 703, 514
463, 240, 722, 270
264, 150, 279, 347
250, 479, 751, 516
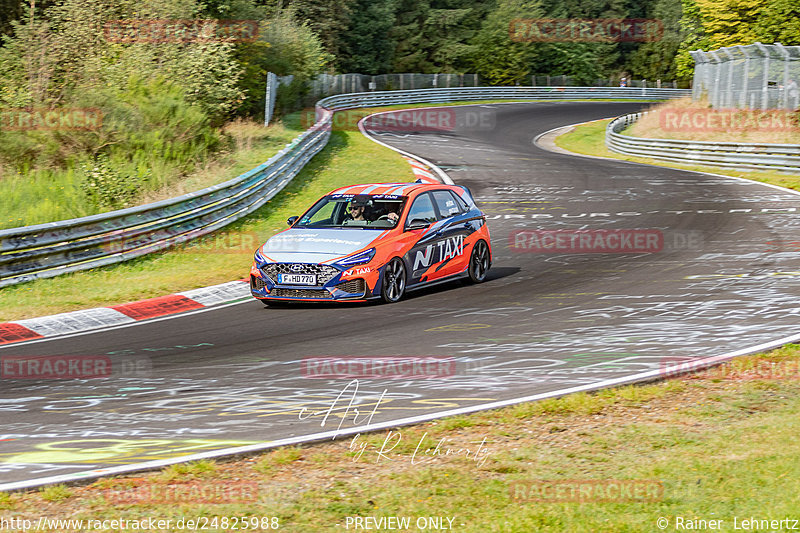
467, 240, 490, 283
381, 258, 407, 303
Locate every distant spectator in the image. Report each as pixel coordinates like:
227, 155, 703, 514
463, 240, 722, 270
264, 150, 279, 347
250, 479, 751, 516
619, 77, 627, 88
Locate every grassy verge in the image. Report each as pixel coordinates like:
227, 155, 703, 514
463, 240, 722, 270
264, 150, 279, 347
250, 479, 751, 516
2, 344, 799, 532
555, 118, 800, 192
0, 121, 300, 231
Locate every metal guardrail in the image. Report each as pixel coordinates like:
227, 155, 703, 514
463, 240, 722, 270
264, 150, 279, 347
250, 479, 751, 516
606, 112, 800, 172
318, 86, 689, 110
0, 87, 688, 287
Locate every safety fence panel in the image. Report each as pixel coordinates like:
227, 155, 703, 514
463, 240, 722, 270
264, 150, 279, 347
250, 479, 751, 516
691, 43, 800, 110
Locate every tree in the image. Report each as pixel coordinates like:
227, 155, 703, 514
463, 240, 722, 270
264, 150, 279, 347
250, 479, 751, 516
338, 0, 397, 74
674, 0, 800, 81
391, 0, 430, 72
694, 0, 767, 48
0, 0, 23, 38
235, 10, 330, 116
292, 0, 353, 67
471, 0, 542, 85
753, 0, 800, 45
628, 0, 685, 81
389, 0, 492, 74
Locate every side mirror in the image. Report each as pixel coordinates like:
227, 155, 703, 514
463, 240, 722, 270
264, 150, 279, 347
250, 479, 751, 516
287, 216, 299, 226
405, 219, 430, 231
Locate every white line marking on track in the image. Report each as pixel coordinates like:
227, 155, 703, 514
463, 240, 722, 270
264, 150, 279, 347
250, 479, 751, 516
3, 331, 798, 492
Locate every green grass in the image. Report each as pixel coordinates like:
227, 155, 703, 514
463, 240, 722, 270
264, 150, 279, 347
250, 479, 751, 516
159, 460, 217, 482
555, 118, 800, 191
38, 484, 73, 502
0, 121, 299, 230
3, 345, 800, 531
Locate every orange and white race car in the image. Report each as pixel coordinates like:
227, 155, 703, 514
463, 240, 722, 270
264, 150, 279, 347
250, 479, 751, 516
250, 181, 492, 304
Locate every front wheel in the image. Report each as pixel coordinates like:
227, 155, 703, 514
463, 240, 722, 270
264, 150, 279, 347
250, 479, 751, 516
467, 240, 490, 283
381, 258, 406, 303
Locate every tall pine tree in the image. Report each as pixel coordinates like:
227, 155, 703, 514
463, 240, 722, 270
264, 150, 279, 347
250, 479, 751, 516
339, 0, 397, 73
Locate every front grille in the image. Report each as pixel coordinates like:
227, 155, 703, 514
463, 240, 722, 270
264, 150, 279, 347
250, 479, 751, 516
263, 263, 339, 286
250, 275, 266, 291
272, 288, 330, 299
334, 278, 366, 295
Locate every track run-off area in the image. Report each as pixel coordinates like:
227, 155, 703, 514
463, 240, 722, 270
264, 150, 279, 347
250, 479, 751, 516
1, 101, 798, 490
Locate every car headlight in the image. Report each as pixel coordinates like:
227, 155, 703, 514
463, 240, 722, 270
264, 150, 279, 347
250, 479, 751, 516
337, 247, 376, 267
254, 248, 269, 267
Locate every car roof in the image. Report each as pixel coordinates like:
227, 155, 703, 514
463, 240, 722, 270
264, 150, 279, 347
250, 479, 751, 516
328, 182, 453, 197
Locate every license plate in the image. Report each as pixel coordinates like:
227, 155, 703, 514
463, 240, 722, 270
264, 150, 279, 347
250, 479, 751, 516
278, 274, 316, 285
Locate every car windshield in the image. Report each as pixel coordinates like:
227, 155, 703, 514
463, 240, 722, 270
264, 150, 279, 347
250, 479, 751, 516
295, 194, 408, 229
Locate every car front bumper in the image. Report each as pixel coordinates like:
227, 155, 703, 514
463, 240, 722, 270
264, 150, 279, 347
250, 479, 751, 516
250, 262, 378, 302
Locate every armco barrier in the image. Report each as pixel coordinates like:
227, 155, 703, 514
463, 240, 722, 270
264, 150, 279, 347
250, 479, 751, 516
606, 112, 800, 172
0, 87, 688, 287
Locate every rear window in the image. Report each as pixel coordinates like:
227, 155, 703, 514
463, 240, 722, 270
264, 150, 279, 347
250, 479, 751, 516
432, 190, 464, 218
406, 193, 437, 224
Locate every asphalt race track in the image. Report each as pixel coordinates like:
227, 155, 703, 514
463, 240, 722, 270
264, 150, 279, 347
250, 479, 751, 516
1, 102, 799, 488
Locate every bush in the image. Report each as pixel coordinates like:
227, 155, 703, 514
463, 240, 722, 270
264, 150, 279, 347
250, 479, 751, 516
80, 154, 150, 210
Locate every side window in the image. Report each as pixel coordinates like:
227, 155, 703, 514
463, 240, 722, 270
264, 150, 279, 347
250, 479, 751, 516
432, 190, 462, 219
451, 191, 470, 212
406, 193, 437, 224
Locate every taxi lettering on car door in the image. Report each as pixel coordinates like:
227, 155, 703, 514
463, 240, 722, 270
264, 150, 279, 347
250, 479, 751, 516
407, 190, 472, 282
